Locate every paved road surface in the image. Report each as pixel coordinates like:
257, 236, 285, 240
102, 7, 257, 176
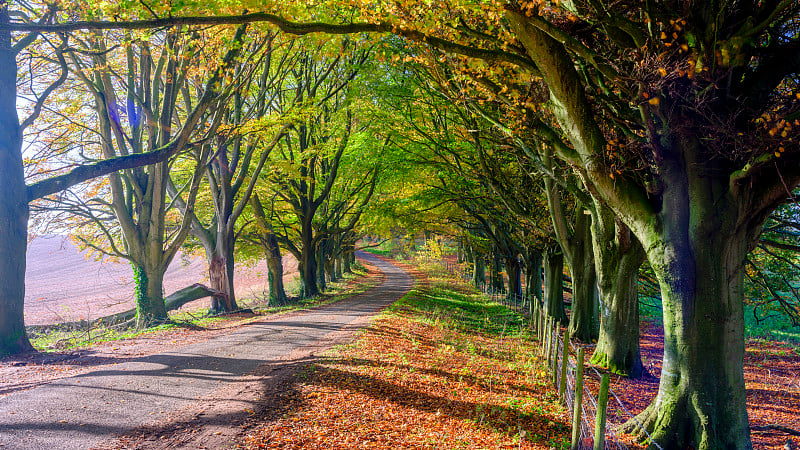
0, 252, 411, 449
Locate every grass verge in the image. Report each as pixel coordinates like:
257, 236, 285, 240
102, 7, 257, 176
27, 262, 381, 352
242, 258, 570, 449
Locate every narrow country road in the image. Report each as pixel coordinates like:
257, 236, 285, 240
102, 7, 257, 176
0, 253, 412, 449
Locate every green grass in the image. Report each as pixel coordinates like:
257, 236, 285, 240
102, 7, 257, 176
28, 264, 377, 352
743, 305, 800, 342
388, 260, 532, 339
639, 296, 800, 343
362, 239, 396, 257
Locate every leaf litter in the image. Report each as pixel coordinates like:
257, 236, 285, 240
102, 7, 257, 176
242, 260, 570, 449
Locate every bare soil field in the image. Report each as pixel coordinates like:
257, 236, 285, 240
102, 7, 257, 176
24, 235, 299, 325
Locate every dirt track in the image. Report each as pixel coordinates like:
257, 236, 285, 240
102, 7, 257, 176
24, 236, 299, 325
0, 252, 411, 450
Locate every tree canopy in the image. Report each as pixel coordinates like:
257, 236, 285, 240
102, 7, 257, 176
2, 2, 799, 448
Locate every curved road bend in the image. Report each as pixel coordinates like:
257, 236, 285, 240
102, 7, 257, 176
0, 252, 412, 449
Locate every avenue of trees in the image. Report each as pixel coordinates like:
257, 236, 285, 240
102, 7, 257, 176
1, 2, 798, 449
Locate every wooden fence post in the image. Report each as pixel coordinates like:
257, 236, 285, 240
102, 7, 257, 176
559, 329, 570, 398
543, 316, 549, 359
541, 308, 547, 344
529, 294, 534, 317
542, 315, 548, 357
571, 347, 585, 450
536, 307, 542, 342
546, 317, 553, 362
552, 326, 559, 387
593, 374, 610, 450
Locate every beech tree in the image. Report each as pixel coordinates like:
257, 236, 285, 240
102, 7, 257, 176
44, 28, 222, 327
0, 3, 247, 354
262, 38, 369, 298
167, 32, 294, 313
7, 4, 800, 447
500, 4, 800, 446
248, 193, 290, 306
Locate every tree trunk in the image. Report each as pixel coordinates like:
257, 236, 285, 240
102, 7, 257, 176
544, 250, 567, 324
316, 242, 327, 292
525, 250, 543, 302
342, 248, 352, 274
472, 252, 486, 288
623, 229, 751, 448
325, 257, 335, 283
0, 14, 33, 355
267, 259, 287, 306
298, 224, 319, 298
264, 234, 288, 306
335, 254, 343, 279
505, 255, 522, 302
298, 255, 318, 299
206, 217, 238, 313
324, 239, 337, 283
133, 263, 168, 328
617, 142, 755, 447
490, 253, 505, 293
590, 206, 647, 378
208, 249, 237, 313
567, 214, 599, 342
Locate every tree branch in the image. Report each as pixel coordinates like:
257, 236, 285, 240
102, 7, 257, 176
26, 23, 250, 201
3, 13, 540, 74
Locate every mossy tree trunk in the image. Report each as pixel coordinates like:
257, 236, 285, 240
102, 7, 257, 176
543, 163, 597, 340
250, 194, 288, 306
622, 212, 752, 448
507, 11, 785, 445
298, 214, 320, 298
342, 248, 352, 274
472, 250, 486, 288
133, 263, 168, 328
316, 240, 327, 292
334, 235, 344, 279
589, 203, 647, 378
265, 237, 288, 306
490, 252, 505, 293
567, 211, 599, 342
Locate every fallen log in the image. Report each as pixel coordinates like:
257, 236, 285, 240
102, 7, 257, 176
96, 283, 226, 326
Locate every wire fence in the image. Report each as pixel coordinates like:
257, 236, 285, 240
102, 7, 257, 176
434, 256, 662, 450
